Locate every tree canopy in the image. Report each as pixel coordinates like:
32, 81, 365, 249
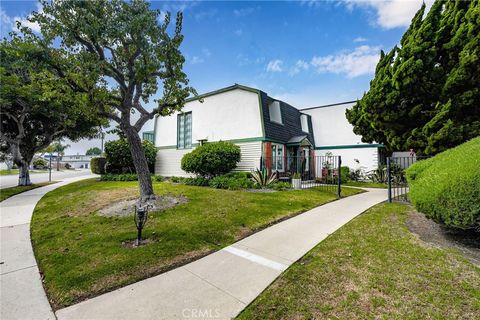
346, 0, 480, 155
0, 37, 105, 185
29, 0, 196, 200
86, 147, 102, 156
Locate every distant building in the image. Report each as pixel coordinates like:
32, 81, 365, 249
61, 154, 95, 169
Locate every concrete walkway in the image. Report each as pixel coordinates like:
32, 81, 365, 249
56, 188, 387, 320
0, 175, 97, 320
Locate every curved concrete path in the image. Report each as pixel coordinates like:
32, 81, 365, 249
56, 188, 387, 320
0, 175, 97, 320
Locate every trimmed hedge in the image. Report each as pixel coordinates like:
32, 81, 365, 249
209, 172, 254, 190
181, 141, 241, 177
406, 137, 480, 230
100, 173, 138, 181
104, 139, 156, 174
90, 157, 106, 174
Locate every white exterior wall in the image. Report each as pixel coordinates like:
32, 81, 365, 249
154, 88, 263, 147
315, 147, 379, 173
302, 102, 361, 146
303, 103, 381, 171
155, 141, 262, 177
154, 88, 264, 176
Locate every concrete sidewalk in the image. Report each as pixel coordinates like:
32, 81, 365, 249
0, 175, 98, 320
56, 188, 387, 320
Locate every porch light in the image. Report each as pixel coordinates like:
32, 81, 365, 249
197, 138, 208, 146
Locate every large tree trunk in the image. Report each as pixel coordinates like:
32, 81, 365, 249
56, 153, 60, 171
124, 127, 154, 202
18, 160, 31, 186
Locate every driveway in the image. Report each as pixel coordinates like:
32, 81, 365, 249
0, 169, 93, 188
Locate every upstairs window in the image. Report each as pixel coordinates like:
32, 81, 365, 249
300, 114, 309, 133
177, 112, 192, 149
269, 101, 282, 124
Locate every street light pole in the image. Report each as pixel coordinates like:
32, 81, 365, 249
49, 153, 52, 182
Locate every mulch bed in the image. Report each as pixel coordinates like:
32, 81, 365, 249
406, 210, 480, 266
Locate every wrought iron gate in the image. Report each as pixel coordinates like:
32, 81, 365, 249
260, 155, 342, 197
387, 156, 428, 202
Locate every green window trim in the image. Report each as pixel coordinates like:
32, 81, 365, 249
177, 112, 192, 149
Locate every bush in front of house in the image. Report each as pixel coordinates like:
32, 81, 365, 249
33, 157, 48, 169
104, 139, 156, 174
90, 157, 107, 174
100, 173, 138, 181
270, 181, 292, 191
181, 141, 241, 177
406, 137, 480, 230
209, 173, 255, 190
184, 176, 210, 186
340, 166, 350, 183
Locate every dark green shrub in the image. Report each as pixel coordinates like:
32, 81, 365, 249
154, 175, 165, 182
340, 166, 350, 183
183, 176, 210, 186
170, 176, 185, 183
90, 157, 106, 174
406, 137, 480, 230
181, 141, 241, 177
270, 182, 292, 191
33, 157, 48, 169
209, 174, 254, 190
100, 173, 138, 181
104, 139, 156, 174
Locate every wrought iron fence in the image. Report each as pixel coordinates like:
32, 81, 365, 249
260, 155, 342, 197
387, 156, 429, 202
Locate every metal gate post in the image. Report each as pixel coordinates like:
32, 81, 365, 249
337, 156, 342, 198
387, 157, 392, 203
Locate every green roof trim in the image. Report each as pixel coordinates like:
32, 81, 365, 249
315, 143, 384, 150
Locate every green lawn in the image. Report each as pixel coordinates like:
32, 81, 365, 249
0, 169, 49, 175
344, 181, 387, 188
0, 169, 19, 175
238, 203, 480, 319
0, 182, 56, 202
31, 179, 361, 309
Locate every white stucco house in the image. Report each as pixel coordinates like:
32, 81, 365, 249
152, 84, 383, 177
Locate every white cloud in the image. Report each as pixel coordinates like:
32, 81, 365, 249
289, 60, 310, 76
191, 56, 204, 64
310, 45, 381, 78
345, 0, 434, 29
2, 3, 43, 34
234, 29, 243, 36
233, 7, 256, 17
194, 9, 217, 21
266, 59, 283, 73
201, 48, 211, 57
353, 36, 367, 42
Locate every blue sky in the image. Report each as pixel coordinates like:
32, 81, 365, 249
0, 0, 429, 153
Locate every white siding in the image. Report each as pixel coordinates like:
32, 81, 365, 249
155, 88, 263, 148
303, 102, 381, 171
234, 142, 262, 172
315, 147, 379, 172
155, 141, 262, 177
155, 148, 193, 177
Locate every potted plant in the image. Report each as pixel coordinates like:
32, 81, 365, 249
292, 172, 301, 189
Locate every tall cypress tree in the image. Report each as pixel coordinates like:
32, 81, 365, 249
346, 0, 480, 155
